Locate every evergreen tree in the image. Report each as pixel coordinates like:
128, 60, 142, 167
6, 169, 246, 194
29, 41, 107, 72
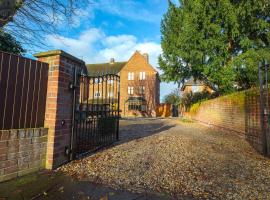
159, 0, 270, 93
0, 31, 25, 55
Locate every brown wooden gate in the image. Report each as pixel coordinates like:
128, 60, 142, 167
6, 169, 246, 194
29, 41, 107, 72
0, 51, 48, 130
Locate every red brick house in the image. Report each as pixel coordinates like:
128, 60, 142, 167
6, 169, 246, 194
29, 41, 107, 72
87, 51, 160, 117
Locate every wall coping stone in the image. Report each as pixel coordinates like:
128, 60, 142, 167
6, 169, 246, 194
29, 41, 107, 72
34, 50, 85, 65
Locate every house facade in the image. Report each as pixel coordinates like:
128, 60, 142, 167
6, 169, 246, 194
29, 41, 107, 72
86, 51, 160, 117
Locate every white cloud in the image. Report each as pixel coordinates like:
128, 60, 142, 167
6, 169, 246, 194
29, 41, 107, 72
46, 28, 161, 69
70, 5, 95, 28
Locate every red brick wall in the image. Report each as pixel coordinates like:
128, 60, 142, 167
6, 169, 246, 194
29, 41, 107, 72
184, 89, 264, 153
0, 128, 48, 182
156, 103, 171, 117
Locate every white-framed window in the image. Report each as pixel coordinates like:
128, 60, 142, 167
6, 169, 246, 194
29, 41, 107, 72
128, 86, 134, 95
94, 91, 101, 98
192, 86, 199, 93
94, 78, 102, 84
108, 79, 114, 84
108, 92, 114, 97
141, 104, 146, 111
128, 103, 146, 111
139, 86, 145, 95
139, 72, 146, 80
128, 72, 134, 80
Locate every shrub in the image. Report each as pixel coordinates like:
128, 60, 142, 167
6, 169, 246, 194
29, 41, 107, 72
180, 90, 218, 111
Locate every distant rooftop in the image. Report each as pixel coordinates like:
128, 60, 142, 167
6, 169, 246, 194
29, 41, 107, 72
86, 58, 127, 76
181, 78, 205, 90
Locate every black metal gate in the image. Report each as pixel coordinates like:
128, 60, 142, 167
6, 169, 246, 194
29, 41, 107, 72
258, 60, 270, 156
71, 73, 120, 158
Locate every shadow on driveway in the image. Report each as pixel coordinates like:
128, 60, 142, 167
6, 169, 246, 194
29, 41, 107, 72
0, 170, 171, 200
118, 118, 176, 144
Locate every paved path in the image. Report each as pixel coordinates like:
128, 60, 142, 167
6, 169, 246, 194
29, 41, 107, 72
61, 118, 270, 199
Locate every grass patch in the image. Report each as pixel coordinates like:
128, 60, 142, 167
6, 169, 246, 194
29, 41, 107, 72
13, 174, 37, 187
180, 118, 194, 123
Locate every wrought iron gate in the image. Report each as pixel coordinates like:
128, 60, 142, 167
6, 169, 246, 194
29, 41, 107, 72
258, 60, 270, 156
71, 73, 120, 158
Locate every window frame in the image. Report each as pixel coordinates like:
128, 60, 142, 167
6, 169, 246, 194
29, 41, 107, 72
128, 72, 134, 80
139, 86, 145, 95
128, 102, 146, 111
128, 86, 134, 95
139, 72, 146, 80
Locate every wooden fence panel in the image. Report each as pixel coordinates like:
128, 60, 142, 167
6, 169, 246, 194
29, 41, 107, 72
0, 53, 10, 129
25, 59, 35, 128
37, 62, 48, 127
0, 51, 49, 130
13, 56, 25, 128
4, 55, 18, 128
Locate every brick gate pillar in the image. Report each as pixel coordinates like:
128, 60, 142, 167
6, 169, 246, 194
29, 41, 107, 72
34, 50, 86, 169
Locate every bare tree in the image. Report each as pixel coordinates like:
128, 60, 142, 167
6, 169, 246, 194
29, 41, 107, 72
0, 0, 23, 27
1, 0, 91, 51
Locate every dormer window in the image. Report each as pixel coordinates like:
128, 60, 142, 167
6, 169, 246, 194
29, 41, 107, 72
128, 72, 134, 80
192, 86, 199, 93
139, 72, 146, 80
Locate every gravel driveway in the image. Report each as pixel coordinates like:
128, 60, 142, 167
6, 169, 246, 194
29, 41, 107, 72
60, 118, 270, 199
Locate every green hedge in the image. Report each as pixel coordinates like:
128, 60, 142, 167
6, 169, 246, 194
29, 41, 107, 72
189, 88, 259, 114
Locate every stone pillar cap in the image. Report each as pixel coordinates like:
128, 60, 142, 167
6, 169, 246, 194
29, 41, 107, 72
34, 50, 85, 65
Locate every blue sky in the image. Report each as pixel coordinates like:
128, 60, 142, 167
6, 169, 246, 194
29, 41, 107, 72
42, 0, 178, 101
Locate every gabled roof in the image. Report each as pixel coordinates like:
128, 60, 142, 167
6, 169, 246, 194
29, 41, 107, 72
121, 51, 158, 73
86, 51, 159, 76
86, 62, 127, 76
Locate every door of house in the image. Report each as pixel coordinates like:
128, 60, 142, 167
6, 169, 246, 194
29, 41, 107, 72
71, 73, 120, 158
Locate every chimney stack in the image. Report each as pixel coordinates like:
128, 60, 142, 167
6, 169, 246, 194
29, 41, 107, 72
143, 53, 149, 63
110, 58, 115, 64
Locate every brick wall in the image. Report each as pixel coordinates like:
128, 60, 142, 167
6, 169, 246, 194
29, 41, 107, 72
0, 128, 48, 182
184, 89, 264, 153
156, 103, 172, 117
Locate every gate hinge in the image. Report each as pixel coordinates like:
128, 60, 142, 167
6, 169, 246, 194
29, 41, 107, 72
69, 82, 79, 90
65, 146, 71, 156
